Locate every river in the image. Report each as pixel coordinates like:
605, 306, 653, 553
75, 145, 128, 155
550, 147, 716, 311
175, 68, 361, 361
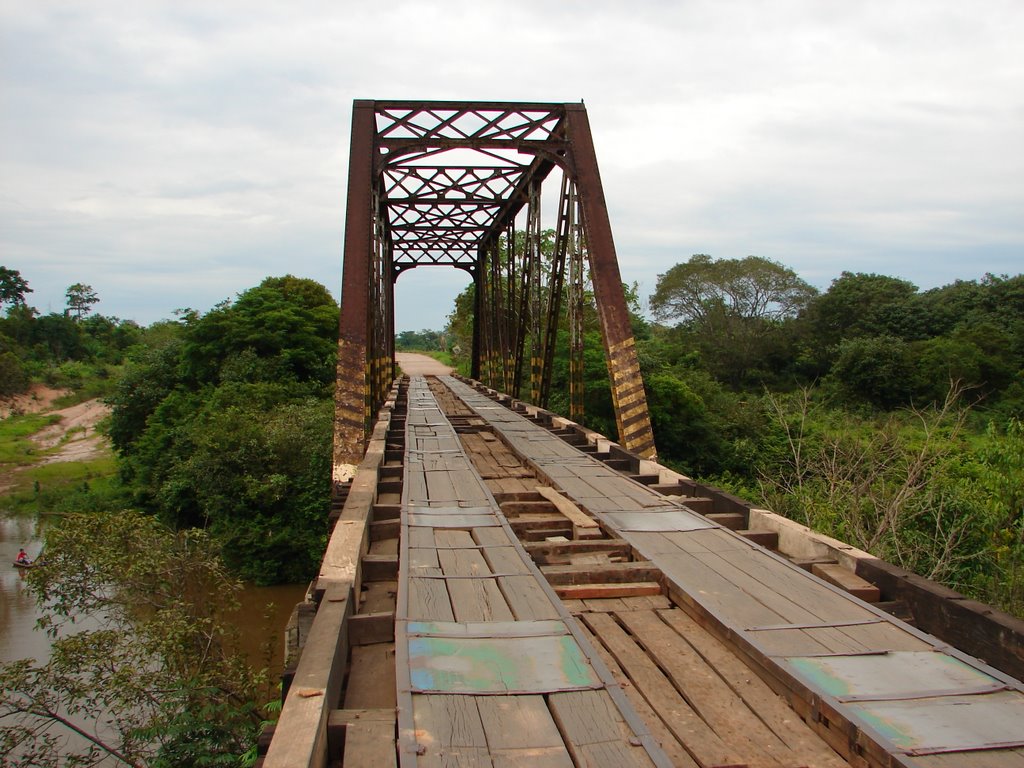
0, 509, 306, 757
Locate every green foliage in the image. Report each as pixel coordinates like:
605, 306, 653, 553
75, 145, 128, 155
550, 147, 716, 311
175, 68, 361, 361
650, 255, 817, 385
828, 335, 915, 409
396, 328, 446, 351
109, 276, 338, 584
0, 266, 32, 309
65, 283, 100, 320
0, 509, 267, 767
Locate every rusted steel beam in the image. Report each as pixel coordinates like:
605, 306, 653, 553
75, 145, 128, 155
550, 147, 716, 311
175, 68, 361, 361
564, 104, 657, 459
334, 100, 377, 478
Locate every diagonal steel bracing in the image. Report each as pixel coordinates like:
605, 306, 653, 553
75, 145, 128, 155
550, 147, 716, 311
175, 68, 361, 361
335, 100, 656, 475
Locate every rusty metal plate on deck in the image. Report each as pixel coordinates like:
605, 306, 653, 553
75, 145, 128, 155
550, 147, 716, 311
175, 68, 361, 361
408, 633, 600, 694
603, 509, 715, 532
846, 691, 1024, 754
786, 651, 1003, 701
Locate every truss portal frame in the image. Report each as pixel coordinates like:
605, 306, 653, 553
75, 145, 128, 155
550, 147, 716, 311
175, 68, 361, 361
335, 100, 656, 473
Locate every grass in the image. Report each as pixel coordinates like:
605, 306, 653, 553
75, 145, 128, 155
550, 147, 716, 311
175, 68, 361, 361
0, 413, 63, 466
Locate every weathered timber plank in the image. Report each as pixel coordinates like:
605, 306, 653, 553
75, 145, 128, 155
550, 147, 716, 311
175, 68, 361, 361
580, 612, 737, 767
524, 539, 633, 559
497, 575, 562, 620
540, 561, 663, 585
343, 644, 396, 709
685, 549, 852, 626
576, 622, 700, 768
548, 689, 658, 768
660, 555, 789, 629
411, 694, 490, 767
348, 611, 394, 646
536, 485, 600, 535
657, 608, 851, 768
476, 696, 574, 768
330, 710, 396, 768
617, 609, 791, 767
407, 577, 454, 622
554, 583, 663, 600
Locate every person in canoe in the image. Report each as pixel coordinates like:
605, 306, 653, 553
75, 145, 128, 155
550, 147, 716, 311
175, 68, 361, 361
15, 548, 32, 566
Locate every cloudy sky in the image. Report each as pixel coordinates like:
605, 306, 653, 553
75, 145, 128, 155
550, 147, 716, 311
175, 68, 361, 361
2, 1, 1021, 331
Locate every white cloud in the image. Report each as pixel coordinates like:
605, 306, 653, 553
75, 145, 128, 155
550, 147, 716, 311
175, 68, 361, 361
1, 0, 1021, 326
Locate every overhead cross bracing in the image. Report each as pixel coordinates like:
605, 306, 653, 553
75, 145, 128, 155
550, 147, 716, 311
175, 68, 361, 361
334, 101, 657, 478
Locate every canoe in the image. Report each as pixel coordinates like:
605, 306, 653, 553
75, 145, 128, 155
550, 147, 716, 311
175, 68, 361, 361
12, 560, 33, 569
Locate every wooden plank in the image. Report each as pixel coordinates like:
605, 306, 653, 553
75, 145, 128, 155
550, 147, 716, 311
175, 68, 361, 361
497, 575, 562, 620
412, 694, 491, 767
812, 563, 881, 602
343, 644, 396, 709
540, 561, 662, 585
536, 485, 600, 537
407, 577, 454, 622
348, 611, 394, 646
658, 608, 851, 768
330, 710, 396, 768
476, 695, 574, 768
554, 583, 663, 600
548, 689, 657, 768
615, 610, 790, 767
576, 622, 700, 768
435, 529, 515, 622
580, 612, 738, 767
660, 555, 789, 629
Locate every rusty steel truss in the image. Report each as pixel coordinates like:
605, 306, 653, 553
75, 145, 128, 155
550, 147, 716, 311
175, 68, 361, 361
335, 100, 656, 471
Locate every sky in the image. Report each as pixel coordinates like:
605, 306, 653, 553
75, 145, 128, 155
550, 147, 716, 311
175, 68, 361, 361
1, 1, 1021, 331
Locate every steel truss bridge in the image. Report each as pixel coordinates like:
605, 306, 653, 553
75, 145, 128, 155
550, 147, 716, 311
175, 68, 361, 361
261, 101, 1024, 768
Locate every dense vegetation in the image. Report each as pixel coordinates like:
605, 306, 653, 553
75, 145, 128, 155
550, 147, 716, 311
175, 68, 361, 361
1, 269, 338, 585
2, 269, 334, 764
2, 510, 270, 767
445, 253, 1024, 616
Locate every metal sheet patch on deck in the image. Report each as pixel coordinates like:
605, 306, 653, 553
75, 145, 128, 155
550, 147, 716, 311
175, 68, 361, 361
847, 691, 1024, 754
408, 633, 600, 694
786, 651, 1003, 701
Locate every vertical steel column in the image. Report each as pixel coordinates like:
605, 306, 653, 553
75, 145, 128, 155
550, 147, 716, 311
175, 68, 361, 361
568, 182, 586, 423
334, 100, 376, 477
471, 265, 482, 380
539, 173, 571, 408
565, 104, 657, 459
527, 180, 543, 405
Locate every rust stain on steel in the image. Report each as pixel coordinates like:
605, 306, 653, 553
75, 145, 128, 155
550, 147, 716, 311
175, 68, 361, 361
335, 101, 376, 469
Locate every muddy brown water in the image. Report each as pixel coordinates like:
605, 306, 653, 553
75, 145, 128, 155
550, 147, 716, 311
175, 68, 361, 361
1, 510, 305, 681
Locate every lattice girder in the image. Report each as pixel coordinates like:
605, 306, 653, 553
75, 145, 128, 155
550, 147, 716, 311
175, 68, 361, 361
335, 100, 657, 471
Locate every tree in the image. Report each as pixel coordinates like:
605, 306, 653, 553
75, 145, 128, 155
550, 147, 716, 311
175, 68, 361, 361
0, 509, 268, 767
0, 267, 32, 310
65, 283, 100, 320
649, 255, 817, 385
805, 271, 921, 346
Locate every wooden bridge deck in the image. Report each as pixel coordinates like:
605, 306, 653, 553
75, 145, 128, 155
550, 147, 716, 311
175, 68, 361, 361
264, 374, 1024, 768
